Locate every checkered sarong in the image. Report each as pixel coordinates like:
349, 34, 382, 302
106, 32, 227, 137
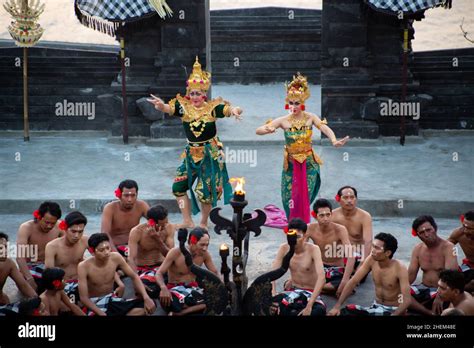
64, 280, 80, 305
0, 302, 20, 316
410, 283, 437, 303
366, 0, 449, 14
75, 0, 155, 21
83, 293, 143, 316
343, 301, 398, 316
27, 262, 45, 279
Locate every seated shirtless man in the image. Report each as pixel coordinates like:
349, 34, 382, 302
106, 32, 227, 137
437, 269, 474, 316
409, 215, 458, 315
101, 180, 149, 258
305, 199, 355, 297
78, 233, 156, 316
39, 267, 84, 316
155, 227, 218, 316
45, 211, 111, 305
328, 233, 411, 316
448, 211, 474, 294
271, 218, 326, 316
331, 186, 373, 275
17, 202, 63, 292
0, 232, 37, 308
128, 205, 176, 297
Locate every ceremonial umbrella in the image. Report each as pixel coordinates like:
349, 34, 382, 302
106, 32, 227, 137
3, 0, 45, 141
365, 0, 452, 145
74, 0, 173, 144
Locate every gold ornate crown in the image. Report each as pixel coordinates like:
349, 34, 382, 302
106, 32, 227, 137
186, 56, 211, 93
285, 73, 310, 103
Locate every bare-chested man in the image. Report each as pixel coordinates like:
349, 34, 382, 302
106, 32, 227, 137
331, 186, 373, 273
305, 199, 355, 297
328, 233, 411, 316
438, 270, 474, 315
45, 211, 89, 305
39, 267, 84, 316
101, 180, 149, 257
78, 233, 156, 316
448, 211, 474, 294
0, 232, 36, 307
409, 215, 458, 315
271, 218, 326, 316
156, 227, 218, 316
129, 205, 175, 297
17, 202, 63, 292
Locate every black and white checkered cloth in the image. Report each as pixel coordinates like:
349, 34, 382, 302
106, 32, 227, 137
367, 0, 449, 13
76, 0, 155, 21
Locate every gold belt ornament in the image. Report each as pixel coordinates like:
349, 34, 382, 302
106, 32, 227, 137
182, 137, 221, 163
283, 145, 323, 171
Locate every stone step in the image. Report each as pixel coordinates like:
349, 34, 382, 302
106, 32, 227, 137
0, 95, 105, 105
419, 86, 474, 96
0, 86, 111, 95
211, 51, 319, 61
212, 42, 320, 52
1, 77, 114, 86
211, 18, 321, 30
0, 48, 118, 58
0, 120, 112, 131
212, 30, 321, 41
212, 60, 320, 70
210, 7, 321, 17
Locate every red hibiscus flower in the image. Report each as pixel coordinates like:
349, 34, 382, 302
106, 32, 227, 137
58, 220, 68, 231
311, 211, 317, 219
411, 228, 417, 237
115, 188, 122, 199
148, 219, 156, 227
190, 235, 198, 245
52, 280, 62, 289
335, 194, 341, 202
88, 247, 95, 254
33, 210, 42, 220
283, 226, 289, 234
460, 214, 465, 223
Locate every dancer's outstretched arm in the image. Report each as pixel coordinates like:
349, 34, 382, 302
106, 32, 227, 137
307, 112, 349, 147
256, 117, 283, 135
147, 94, 172, 114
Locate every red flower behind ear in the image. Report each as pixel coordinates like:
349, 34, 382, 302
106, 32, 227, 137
58, 220, 68, 231
33, 210, 42, 220
300, 104, 305, 111
284, 104, 289, 110
114, 188, 122, 199
190, 235, 198, 245
52, 280, 62, 290
32, 308, 41, 316
88, 247, 95, 254
460, 214, 465, 223
411, 228, 417, 237
335, 194, 341, 202
311, 211, 317, 219
148, 219, 156, 227
283, 226, 289, 234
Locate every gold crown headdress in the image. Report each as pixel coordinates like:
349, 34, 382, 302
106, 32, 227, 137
285, 73, 310, 104
186, 56, 211, 93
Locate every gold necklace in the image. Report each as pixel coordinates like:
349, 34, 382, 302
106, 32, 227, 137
289, 112, 308, 130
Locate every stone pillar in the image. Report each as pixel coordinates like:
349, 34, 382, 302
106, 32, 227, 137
103, 0, 209, 138
321, 0, 378, 138
149, 0, 210, 138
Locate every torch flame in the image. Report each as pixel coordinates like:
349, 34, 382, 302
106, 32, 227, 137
229, 177, 246, 195
220, 243, 229, 251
